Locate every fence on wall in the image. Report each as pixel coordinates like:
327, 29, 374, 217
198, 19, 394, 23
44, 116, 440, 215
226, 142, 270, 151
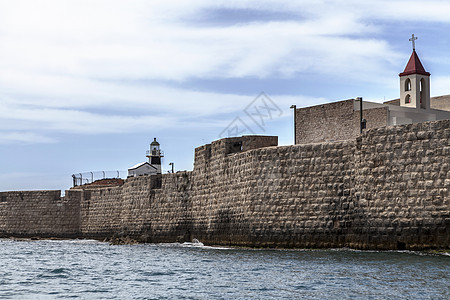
71, 170, 125, 187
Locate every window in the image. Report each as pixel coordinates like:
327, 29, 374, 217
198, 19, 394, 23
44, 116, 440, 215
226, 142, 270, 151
405, 94, 411, 104
405, 78, 411, 91
420, 78, 426, 108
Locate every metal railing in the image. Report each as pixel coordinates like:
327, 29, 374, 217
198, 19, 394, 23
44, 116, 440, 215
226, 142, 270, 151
146, 150, 164, 157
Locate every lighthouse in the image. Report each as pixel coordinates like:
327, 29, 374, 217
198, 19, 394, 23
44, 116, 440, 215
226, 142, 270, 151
127, 138, 164, 177
146, 138, 164, 174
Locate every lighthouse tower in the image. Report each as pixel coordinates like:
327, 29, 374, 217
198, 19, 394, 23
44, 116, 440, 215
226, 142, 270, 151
127, 137, 164, 177
146, 138, 164, 174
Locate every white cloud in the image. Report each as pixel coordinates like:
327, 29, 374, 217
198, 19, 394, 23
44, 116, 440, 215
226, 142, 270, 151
0, 1, 398, 82
0, 132, 57, 144
0, 101, 175, 134
0, 83, 325, 139
0, 0, 448, 146
229, 1, 450, 23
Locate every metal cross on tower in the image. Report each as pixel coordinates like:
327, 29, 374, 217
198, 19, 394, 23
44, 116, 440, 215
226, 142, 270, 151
409, 34, 418, 50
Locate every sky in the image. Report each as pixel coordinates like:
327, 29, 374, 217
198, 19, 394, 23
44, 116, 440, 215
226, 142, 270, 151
1, 0, 450, 192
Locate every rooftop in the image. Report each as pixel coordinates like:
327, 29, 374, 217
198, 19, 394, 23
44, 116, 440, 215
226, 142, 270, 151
399, 50, 430, 76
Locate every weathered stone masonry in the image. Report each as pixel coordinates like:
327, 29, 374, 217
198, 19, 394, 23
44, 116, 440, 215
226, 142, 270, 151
352, 120, 449, 249
0, 190, 81, 238
0, 120, 448, 250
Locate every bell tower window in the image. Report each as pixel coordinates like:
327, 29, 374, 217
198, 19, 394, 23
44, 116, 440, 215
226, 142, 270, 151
420, 78, 426, 108
405, 78, 411, 91
405, 94, 411, 104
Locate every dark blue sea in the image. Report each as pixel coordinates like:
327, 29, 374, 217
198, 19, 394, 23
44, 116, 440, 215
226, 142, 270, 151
0, 239, 448, 299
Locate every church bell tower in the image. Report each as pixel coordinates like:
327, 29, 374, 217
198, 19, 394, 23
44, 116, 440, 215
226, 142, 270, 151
399, 34, 430, 110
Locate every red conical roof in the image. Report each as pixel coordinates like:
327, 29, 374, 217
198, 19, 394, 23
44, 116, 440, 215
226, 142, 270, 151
399, 50, 430, 76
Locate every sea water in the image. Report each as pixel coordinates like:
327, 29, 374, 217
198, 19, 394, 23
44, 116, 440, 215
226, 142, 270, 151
0, 239, 448, 299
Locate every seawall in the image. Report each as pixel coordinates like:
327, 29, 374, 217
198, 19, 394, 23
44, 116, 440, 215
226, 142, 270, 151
0, 190, 81, 238
0, 120, 448, 250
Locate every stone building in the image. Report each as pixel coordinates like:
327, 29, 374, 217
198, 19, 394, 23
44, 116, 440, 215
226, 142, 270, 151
294, 47, 450, 144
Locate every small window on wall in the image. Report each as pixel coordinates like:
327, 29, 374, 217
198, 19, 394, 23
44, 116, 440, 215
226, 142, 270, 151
405, 94, 411, 104
405, 78, 411, 91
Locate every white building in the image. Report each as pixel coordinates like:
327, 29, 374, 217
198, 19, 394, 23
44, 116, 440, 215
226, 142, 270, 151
127, 162, 158, 177
127, 138, 164, 177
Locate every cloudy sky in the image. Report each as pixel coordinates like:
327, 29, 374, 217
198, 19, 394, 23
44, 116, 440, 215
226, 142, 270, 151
1, 0, 450, 191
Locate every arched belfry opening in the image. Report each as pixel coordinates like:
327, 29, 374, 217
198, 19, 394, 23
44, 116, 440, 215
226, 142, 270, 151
420, 78, 426, 109
399, 34, 430, 110
405, 78, 411, 91
405, 94, 411, 104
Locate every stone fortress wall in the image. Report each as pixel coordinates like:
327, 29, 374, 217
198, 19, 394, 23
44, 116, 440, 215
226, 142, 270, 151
295, 99, 388, 144
0, 190, 81, 238
0, 119, 448, 250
